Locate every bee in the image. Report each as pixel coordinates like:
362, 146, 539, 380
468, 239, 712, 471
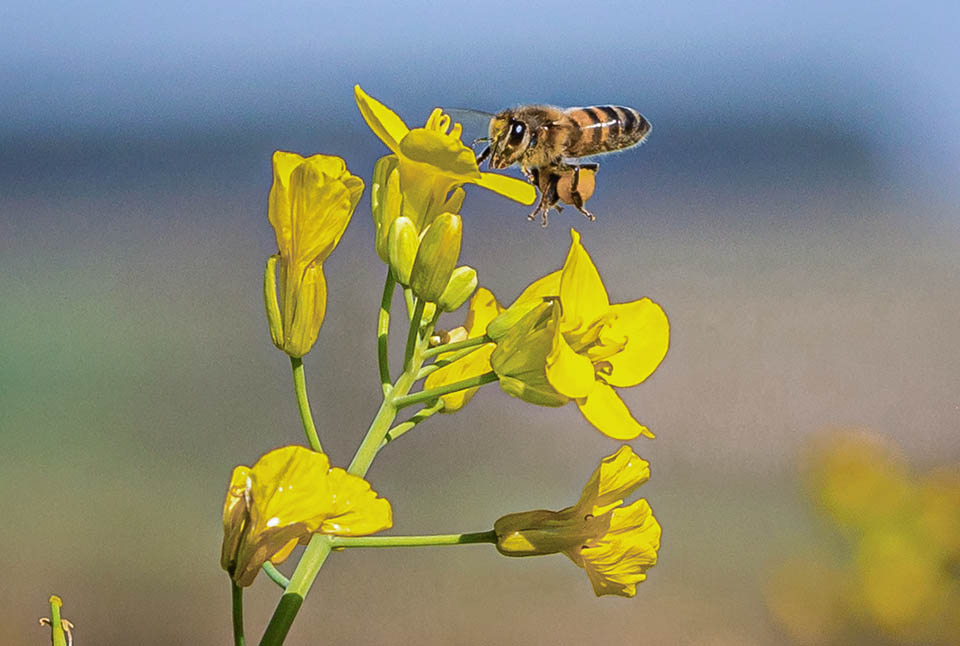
475, 105, 651, 226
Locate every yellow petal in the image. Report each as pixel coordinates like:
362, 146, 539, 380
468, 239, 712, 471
577, 499, 661, 597
354, 85, 409, 154
559, 229, 609, 334
545, 324, 596, 399
600, 298, 670, 387
474, 171, 537, 205
283, 264, 327, 358
289, 171, 356, 266
317, 466, 394, 535
399, 129, 481, 181
464, 287, 502, 336
424, 344, 496, 412
575, 445, 650, 516
577, 382, 654, 440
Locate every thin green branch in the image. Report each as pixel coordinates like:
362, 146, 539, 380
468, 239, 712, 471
404, 298, 426, 370
290, 357, 322, 453
382, 399, 445, 446
421, 333, 491, 359
262, 562, 291, 589
330, 530, 498, 549
393, 371, 498, 410
232, 582, 245, 646
378, 272, 395, 388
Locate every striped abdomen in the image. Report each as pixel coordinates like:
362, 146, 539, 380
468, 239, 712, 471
564, 106, 651, 157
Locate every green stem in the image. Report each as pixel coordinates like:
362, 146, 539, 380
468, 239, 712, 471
46, 596, 66, 646
378, 272, 395, 388
262, 562, 291, 589
330, 530, 497, 549
260, 287, 441, 645
393, 371, 498, 410
290, 357, 322, 453
421, 334, 491, 359
232, 582, 246, 646
382, 399, 445, 446
260, 536, 333, 646
404, 298, 426, 370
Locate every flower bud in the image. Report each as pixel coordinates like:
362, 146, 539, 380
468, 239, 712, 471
438, 266, 478, 312
387, 216, 418, 285
371, 156, 402, 262
410, 212, 462, 302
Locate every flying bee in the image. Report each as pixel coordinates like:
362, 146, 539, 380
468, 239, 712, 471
474, 105, 651, 226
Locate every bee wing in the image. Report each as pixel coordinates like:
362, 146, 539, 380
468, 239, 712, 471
444, 108, 495, 149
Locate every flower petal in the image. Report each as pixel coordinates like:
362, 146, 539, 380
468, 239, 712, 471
599, 298, 670, 387
399, 129, 481, 181
220, 466, 252, 573
559, 229, 609, 334
577, 382, 654, 440
317, 466, 394, 535
546, 324, 596, 399
474, 171, 537, 205
575, 445, 650, 516
354, 85, 409, 154
578, 499, 661, 597
283, 264, 326, 358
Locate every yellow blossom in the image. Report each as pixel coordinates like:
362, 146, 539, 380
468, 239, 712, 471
266, 151, 364, 357
489, 229, 669, 439
356, 85, 535, 245
220, 445, 392, 587
423, 288, 501, 412
494, 445, 661, 597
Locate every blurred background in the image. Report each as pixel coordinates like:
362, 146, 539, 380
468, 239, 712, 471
2, 1, 958, 644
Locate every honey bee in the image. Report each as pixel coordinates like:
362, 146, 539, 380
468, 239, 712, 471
475, 105, 651, 226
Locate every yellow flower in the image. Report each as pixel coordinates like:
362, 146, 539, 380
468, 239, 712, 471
494, 445, 661, 597
356, 85, 535, 249
423, 287, 501, 412
489, 229, 669, 439
220, 445, 392, 587
266, 151, 364, 357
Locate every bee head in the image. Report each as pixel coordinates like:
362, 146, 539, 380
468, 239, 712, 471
488, 112, 530, 169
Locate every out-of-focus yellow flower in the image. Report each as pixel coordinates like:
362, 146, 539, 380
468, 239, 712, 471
494, 445, 661, 597
266, 151, 364, 357
768, 430, 960, 645
424, 288, 501, 412
220, 445, 392, 587
804, 430, 914, 532
357, 85, 535, 248
489, 229, 669, 439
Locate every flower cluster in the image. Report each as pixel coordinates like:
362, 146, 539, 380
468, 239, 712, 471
223, 86, 670, 642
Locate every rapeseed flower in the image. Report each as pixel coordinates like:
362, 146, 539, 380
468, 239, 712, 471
356, 85, 535, 261
489, 229, 669, 439
495, 445, 661, 597
221, 446, 392, 587
266, 151, 363, 357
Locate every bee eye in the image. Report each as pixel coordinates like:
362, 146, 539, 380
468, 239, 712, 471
507, 120, 526, 145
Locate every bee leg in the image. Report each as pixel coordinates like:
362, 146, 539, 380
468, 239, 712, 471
475, 145, 491, 167
570, 165, 597, 222
528, 171, 561, 227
